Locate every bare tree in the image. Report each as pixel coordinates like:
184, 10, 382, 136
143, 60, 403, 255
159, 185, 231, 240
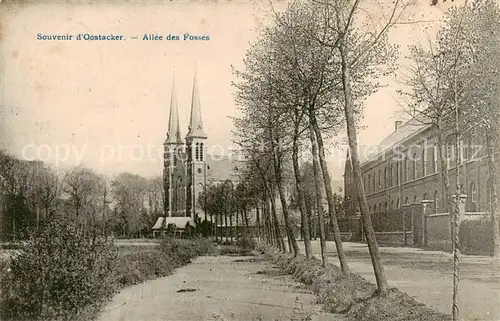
311, 0, 409, 293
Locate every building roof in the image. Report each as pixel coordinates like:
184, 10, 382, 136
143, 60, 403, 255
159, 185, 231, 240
165, 77, 183, 145
152, 216, 195, 229
186, 72, 207, 139
360, 117, 429, 166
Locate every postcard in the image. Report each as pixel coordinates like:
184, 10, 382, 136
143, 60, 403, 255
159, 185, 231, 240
0, 1, 498, 320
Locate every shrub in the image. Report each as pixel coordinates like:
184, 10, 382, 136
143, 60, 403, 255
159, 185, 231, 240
115, 249, 176, 287
159, 237, 215, 266
0, 243, 23, 250
459, 218, 493, 255
0, 217, 117, 321
235, 237, 256, 255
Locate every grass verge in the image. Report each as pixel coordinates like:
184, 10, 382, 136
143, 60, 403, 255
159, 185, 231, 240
256, 242, 451, 321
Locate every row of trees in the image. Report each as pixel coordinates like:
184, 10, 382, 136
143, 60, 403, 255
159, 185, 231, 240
197, 160, 345, 244
231, 0, 407, 294
231, 1, 500, 316
199, 179, 258, 242
0, 150, 164, 240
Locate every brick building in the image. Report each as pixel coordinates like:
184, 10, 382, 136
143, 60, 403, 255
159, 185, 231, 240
343, 116, 493, 218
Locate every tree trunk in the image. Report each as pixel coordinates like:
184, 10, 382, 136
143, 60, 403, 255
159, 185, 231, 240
220, 214, 224, 242
255, 200, 261, 241
244, 207, 250, 237
261, 198, 268, 243
270, 136, 299, 256
338, 36, 388, 293
292, 120, 312, 259
305, 196, 316, 240
451, 70, 461, 321
269, 187, 286, 252
263, 191, 273, 245
311, 110, 349, 272
211, 214, 215, 240
309, 122, 327, 266
266, 199, 274, 245
224, 209, 229, 243
236, 206, 239, 238
486, 134, 500, 257
265, 198, 272, 245
230, 212, 234, 244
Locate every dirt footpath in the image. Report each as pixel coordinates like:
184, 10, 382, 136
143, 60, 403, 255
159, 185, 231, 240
98, 255, 340, 321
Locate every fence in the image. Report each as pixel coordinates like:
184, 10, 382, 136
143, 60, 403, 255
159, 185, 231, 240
371, 209, 412, 233
337, 210, 412, 245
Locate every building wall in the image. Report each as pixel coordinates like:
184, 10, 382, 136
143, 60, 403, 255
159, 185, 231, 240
164, 145, 188, 217
345, 125, 492, 216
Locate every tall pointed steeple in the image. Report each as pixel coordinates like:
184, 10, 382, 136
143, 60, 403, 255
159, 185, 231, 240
186, 72, 207, 139
165, 77, 183, 144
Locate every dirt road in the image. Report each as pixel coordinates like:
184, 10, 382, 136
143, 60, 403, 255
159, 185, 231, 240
98, 254, 340, 321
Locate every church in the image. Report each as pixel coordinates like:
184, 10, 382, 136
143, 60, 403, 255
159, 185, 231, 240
152, 73, 209, 235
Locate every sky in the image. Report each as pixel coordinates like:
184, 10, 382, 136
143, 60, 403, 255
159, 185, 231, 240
0, 0, 465, 179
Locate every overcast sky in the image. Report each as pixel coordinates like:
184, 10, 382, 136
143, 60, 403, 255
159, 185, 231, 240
0, 0, 463, 179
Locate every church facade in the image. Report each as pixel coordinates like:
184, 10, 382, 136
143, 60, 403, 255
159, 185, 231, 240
161, 74, 208, 224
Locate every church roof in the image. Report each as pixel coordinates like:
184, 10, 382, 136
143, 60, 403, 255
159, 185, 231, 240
152, 216, 195, 229
165, 78, 183, 145
186, 72, 207, 139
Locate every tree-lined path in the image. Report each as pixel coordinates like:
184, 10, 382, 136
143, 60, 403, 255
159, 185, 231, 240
98, 254, 339, 321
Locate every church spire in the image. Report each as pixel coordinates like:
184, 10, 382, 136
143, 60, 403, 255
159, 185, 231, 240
165, 77, 183, 144
186, 71, 207, 139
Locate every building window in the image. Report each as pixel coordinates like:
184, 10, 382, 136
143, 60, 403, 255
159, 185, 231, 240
434, 191, 439, 213
423, 193, 427, 201
368, 174, 371, 193
432, 145, 437, 173
412, 153, 417, 180
369, 205, 372, 213
195, 143, 200, 161
422, 147, 426, 176
413, 195, 417, 203
396, 198, 400, 209
470, 182, 477, 203
396, 161, 400, 185
389, 164, 393, 187
383, 167, 387, 189
405, 197, 409, 205
373, 174, 376, 192
200, 143, 204, 161
446, 135, 455, 168
404, 157, 408, 182
378, 170, 381, 189
469, 182, 477, 212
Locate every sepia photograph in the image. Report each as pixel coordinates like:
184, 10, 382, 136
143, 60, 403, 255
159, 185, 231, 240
0, 0, 499, 320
